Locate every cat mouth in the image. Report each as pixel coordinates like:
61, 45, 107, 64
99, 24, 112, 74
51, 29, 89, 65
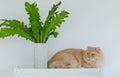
86, 58, 96, 64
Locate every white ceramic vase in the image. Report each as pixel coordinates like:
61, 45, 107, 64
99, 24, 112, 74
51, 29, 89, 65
34, 43, 47, 68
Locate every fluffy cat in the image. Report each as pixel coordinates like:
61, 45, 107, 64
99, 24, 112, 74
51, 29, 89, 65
48, 47, 104, 68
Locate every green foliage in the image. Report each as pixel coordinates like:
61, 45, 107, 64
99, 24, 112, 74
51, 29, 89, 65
0, 1, 69, 43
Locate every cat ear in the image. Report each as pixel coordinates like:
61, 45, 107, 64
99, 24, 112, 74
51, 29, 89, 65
96, 47, 101, 51
96, 47, 101, 53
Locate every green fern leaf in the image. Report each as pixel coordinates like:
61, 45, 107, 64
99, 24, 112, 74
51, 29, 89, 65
43, 1, 61, 30
25, 2, 43, 43
0, 19, 30, 34
43, 10, 69, 42
0, 19, 36, 42
0, 28, 16, 38
0, 28, 36, 42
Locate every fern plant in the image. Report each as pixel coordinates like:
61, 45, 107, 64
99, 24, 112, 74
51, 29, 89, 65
0, 1, 69, 43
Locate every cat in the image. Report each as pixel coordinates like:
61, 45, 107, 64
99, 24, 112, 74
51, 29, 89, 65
48, 47, 104, 68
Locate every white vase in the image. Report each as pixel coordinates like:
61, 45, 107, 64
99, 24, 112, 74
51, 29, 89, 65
34, 43, 47, 68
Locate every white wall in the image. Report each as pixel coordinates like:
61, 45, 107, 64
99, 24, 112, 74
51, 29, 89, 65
0, 0, 120, 77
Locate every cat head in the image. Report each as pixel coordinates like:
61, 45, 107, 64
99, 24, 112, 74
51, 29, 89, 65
83, 46, 104, 67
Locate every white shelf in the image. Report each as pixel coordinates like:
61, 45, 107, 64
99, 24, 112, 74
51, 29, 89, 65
14, 68, 102, 77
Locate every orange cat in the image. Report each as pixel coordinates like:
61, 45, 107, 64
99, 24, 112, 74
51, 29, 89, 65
48, 47, 104, 68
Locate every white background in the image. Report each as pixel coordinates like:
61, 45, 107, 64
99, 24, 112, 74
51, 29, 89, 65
0, 0, 119, 77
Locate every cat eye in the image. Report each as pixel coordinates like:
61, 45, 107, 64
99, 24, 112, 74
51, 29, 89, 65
91, 53, 95, 56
